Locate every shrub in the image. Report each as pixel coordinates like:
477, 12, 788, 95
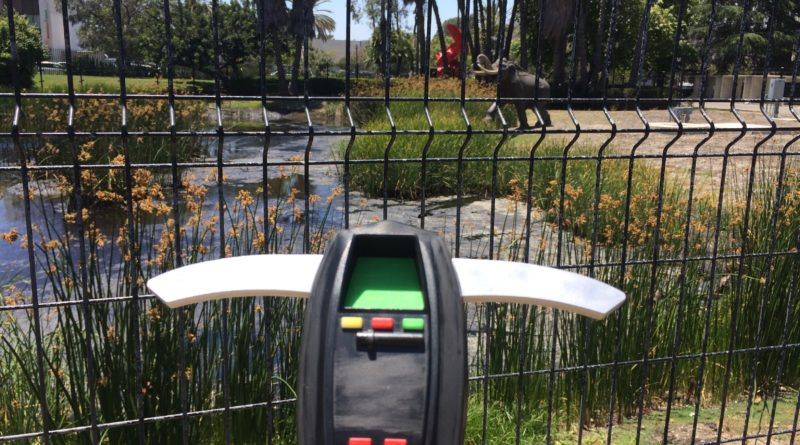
16, 89, 208, 207
0, 8, 47, 89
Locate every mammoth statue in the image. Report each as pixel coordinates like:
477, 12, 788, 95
474, 54, 552, 129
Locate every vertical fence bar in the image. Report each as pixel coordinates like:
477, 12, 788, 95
454, 0, 473, 258
594, 3, 621, 444
418, 0, 435, 230
591, 0, 620, 443
714, 1, 756, 440
254, 0, 275, 441
659, 0, 712, 441
381, 0, 396, 221
517, 0, 550, 434
207, 1, 231, 443
792, 341, 800, 445
739, 1, 780, 442
766, 41, 800, 445
343, 0, 355, 229
58, 0, 100, 443
301, 0, 313, 253
608, 0, 655, 442
580, 0, 622, 441
3, 3, 52, 443
688, 1, 720, 442
636, 0, 690, 440
158, 0, 190, 442
629, 2, 659, 443
483, 1, 509, 443
110, 0, 146, 441
549, 0, 583, 441
488, 0, 509, 262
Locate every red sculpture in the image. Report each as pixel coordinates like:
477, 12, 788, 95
435, 24, 462, 77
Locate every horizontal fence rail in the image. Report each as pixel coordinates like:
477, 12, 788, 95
1, 0, 799, 444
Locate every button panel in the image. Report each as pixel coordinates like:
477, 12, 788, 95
371, 317, 395, 330
341, 316, 364, 330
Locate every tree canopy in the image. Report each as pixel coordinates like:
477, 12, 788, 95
1, 7, 48, 88
55, 0, 800, 96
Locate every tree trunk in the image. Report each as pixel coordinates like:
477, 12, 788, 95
590, 0, 607, 92
504, 0, 518, 59
177, 0, 184, 27
576, 0, 589, 90
553, 31, 567, 88
485, 0, 493, 60
478, 0, 491, 60
544, 0, 573, 89
472, 0, 481, 66
458, 0, 478, 68
628, 3, 648, 87
290, 35, 303, 95
519, 0, 528, 69
272, 30, 289, 95
415, 0, 425, 74
432, 0, 448, 76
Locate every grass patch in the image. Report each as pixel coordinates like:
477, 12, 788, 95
21, 74, 213, 94
338, 77, 533, 199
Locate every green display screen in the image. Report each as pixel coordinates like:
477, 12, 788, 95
343, 257, 425, 310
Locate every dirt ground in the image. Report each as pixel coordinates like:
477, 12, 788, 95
517, 104, 800, 195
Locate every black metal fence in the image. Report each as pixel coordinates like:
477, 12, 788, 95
2, 0, 799, 443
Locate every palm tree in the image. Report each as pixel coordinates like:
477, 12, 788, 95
263, 0, 289, 95
543, 0, 574, 88
289, 0, 335, 94
399, 0, 423, 73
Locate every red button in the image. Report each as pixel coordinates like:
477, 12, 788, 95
348, 438, 371, 445
384, 439, 407, 445
371, 317, 394, 330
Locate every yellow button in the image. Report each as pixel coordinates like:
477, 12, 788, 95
340, 316, 363, 330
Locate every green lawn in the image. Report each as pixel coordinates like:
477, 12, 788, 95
465, 395, 799, 445
568, 399, 799, 445
22, 73, 214, 93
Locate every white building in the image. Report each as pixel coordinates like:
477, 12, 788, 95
13, 0, 83, 60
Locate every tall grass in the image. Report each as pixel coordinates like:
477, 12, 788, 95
337, 77, 532, 199
26, 98, 206, 205
1, 168, 340, 443
472, 149, 800, 433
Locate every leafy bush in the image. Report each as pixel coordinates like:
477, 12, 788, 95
16, 88, 208, 207
0, 8, 47, 89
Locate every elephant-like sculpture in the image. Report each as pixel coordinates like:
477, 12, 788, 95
475, 54, 552, 129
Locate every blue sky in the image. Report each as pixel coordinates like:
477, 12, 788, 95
327, 0, 461, 41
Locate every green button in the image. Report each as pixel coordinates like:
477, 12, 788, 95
402, 318, 425, 331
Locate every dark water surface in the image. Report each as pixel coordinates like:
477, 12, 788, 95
0, 113, 347, 298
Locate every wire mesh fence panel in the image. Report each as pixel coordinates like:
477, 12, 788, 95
1, 0, 799, 443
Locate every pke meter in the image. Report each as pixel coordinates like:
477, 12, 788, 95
148, 221, 625, 445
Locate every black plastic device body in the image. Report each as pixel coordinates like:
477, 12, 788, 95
298, 221, 467, 445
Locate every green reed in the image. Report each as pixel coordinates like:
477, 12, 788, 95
471, 143, 800, 435
0, 167, 340, 443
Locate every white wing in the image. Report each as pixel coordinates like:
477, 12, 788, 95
147, 255, 625, 319
453, 258, 624, 320
146, 255, 323, 308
